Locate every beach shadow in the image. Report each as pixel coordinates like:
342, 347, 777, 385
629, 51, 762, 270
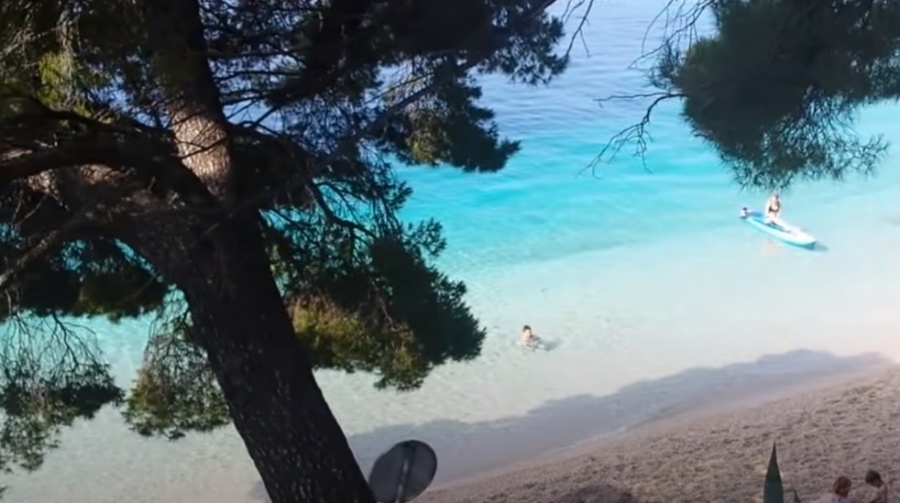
249, 480, 651, 503
555, 484, 660, 503
248, 350, 892, 501
513, 483, 656, 503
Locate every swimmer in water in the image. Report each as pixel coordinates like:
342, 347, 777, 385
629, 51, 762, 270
520, 325, 540, 348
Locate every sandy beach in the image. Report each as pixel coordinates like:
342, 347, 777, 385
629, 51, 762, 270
418, 366, 900, 503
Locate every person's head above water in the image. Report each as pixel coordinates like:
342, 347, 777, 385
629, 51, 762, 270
522, 325, 532, 332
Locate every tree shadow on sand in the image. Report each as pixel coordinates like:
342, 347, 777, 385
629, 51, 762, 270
555, 484, 658, 503
248, 349, 891, 501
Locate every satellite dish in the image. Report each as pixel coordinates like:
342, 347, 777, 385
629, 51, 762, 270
367, 440, 438, 503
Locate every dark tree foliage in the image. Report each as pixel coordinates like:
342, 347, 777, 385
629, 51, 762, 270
642, 0, 900, 189
0, 0, 572, 500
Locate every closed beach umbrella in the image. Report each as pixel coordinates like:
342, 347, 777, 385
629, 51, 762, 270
764, 442, 785, 503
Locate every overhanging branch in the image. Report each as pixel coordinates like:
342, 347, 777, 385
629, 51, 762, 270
253, 0, 579, 126
584, 91, 685, 177
306, 181, 377, 239
0, 141, 221, 209
0, 211, 88, 293
0, 144, 128, 185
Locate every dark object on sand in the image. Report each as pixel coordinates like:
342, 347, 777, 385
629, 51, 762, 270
764, 442, 785, 503
368, 440, 438, 503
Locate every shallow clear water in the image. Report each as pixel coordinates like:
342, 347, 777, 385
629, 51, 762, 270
8, 1, 900, 501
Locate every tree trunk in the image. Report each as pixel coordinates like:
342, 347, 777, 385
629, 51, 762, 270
126, 1, 378, 499
165, 215, 377, 503
172, 208, 381, 497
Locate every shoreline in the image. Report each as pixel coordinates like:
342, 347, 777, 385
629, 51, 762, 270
399, 350, 895, 491
3, 350, 894, 503
419, 364, 900, 503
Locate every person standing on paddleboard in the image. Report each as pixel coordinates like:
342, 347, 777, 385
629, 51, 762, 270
765, 192, 782, 223
764, 192, 798, 234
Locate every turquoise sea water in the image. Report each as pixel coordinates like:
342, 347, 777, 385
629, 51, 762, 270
9, 1, 900, 502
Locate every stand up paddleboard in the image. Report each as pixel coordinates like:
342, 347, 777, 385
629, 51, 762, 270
740, 209, 817, 248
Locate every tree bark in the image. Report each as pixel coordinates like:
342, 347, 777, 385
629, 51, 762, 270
138, 214, 377, 503
125, 0, 379, 499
